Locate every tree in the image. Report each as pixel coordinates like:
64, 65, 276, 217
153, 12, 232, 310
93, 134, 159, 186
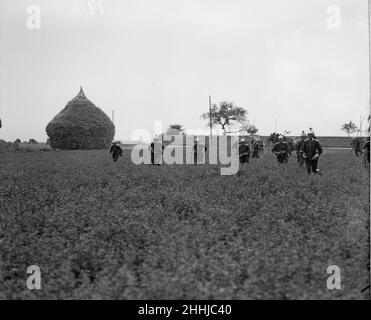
239, 121, 258, 135
166, 124, 184, 135
247, 125, 258, 135
201, 101, 247, 134
341, 121, 358, 137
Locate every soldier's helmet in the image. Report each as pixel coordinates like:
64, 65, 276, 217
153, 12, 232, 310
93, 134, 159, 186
278, 135, 284, 140
308, 128, 315, 136
301, 131, 306, 137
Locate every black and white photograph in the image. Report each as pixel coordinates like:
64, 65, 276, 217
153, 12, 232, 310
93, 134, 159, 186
0, 0, 370, 303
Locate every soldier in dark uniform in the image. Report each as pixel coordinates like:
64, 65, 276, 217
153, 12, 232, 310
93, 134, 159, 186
251, 137, 260, 158
296, 131, 306, 167
238, 138, 250, 164
194, 137, 207, 164
303, 129, 323, 174
109, 142, 123, 162
286, 138, 293, 157
364, 137, 370, 164
150, 139, 164, 165
258, 140, 264, 157
272, 135, 289, 164
150, 142, 156, 165
251, 137, 263, 159
351, 137, 362, 157
193, 137, 199, 164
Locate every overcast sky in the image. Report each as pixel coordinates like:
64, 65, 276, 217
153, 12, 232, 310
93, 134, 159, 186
0, 0, 369, 142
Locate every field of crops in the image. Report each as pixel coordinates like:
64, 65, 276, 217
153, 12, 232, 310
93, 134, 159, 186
0, 148, 369, 299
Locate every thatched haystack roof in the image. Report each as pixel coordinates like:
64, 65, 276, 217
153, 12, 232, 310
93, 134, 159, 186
46, 87, 115, 150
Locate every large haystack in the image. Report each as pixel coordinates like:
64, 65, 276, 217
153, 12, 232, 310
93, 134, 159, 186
46, 87, 115, 150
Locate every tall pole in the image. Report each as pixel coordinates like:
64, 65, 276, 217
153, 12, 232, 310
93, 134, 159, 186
275, 118, 277, 133
209, 95, 212, 136
368, 0, 371, 301
368, 0, 371, 126
112, 110, 115, 125
358, 114, 360, 137
359, 114, 364, 137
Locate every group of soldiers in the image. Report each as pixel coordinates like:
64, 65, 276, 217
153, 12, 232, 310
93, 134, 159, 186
149, 137, 208, 165
110, 137, 207, 165
350, 136, 370, 164
110, 129, 371, 173
239, 128, 370, 173
273, 129, 323, 174
237, 136, 264, 164
238, 129, 323, 174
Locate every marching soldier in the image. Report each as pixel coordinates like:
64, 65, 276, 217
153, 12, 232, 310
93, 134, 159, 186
296, 131, 306, 167
238, 137, 250, 164
251, 137, 260, 158
257, 139, 264, 158
272, 135, 289, 164
259, 140, 264, 157
194, 137, 207, 164
109, 142, 123, 162
150, 138, 164, 165
351, 137, 362, 157
287, 138, 293, 157
363, 136, 370, 164
303, 129, 323, 174
251, 136, 263, 158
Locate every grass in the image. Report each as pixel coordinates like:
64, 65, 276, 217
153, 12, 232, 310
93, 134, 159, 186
0, 149, 369, 299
